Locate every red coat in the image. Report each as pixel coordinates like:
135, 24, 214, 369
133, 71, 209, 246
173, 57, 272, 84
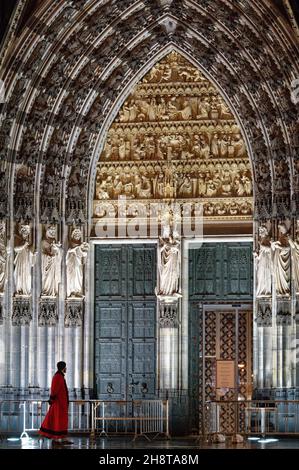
39, 371, 69, 439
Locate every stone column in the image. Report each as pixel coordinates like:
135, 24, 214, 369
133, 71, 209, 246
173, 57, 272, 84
158, 298, 180, 390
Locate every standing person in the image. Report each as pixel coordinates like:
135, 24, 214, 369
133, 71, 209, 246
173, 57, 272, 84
39, 361, 73, 446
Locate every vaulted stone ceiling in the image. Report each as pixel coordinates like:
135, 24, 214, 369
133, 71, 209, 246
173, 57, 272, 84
0, 0, 298, 230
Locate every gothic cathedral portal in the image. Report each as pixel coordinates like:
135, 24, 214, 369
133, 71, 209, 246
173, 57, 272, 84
90, 52, 253, 434
1, 0, 298, 442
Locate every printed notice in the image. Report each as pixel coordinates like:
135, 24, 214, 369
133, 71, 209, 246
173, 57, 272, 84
216, 360, 235, 389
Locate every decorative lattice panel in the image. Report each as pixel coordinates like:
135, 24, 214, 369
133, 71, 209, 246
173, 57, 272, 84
190, 305, 252, 434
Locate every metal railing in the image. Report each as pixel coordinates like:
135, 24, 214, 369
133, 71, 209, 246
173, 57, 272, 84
0, 399, 169, 440
0, 400, 92, 437
91, 400, 170, 440
137, 400, 169, 440
204, 400, 299, 438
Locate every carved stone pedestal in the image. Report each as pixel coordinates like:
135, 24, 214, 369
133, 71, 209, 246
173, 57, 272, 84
158, 296, 180, 328
12, 297, 31, 326
276, 298, 292, 326
39, 297, 58, 326
65, 298, 84, 327
256, 299, 272, 327
158, 296, 180, 390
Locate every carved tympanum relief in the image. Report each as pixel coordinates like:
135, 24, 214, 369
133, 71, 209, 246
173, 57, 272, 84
93, 52, 253, 224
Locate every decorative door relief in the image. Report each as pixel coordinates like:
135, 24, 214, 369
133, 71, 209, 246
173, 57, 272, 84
189, 243, 253, 301
94, 244, 157, 404
13, 223, 34, 326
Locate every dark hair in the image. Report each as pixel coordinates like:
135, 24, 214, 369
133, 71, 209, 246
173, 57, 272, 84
57, 361, 66, 371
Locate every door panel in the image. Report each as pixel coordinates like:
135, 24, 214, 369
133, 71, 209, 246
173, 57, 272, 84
189, 242, 253, 301
95, 245, 126, 299
198, 307, 252, 434
128, 245, 157, 298
188, 242, 253, 432
94, 244, 157, 402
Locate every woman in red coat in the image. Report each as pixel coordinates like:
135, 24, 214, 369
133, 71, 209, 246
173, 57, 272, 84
39, 361, 73, 446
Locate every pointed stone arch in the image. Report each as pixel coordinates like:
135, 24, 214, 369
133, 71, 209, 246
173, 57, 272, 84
0, 0, 298, 228
89, 47, 254, 235
86, 43, 255, 224
0, 0, 299, 427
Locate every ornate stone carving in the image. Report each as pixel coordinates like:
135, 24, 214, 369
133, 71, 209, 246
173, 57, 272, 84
156, 233, 181, 298
276, 300, 292, 326
0, 1, 296, 229
255, 225, 272, 297
289, 221, 299, 295
271, 223, 291, 296
256, 301, 272, 327
66, 229, 89, 298
14, 225, 34, 296
94, 52, 252, 224
0, 221, 8, 293
41, 225, 62, 297
0, 168, 9, 220
65, 299, 83, 328
39, 299, 58, 327
13, 164, 35, 222
12, 298, 32, 326
159, 300, 179, 328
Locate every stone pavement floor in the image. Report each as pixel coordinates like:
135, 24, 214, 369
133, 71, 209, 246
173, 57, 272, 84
1, 435, 299, 449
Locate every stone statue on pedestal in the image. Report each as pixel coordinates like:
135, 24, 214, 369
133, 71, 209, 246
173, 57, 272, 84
288, 221, 299, 294
156, 234, 181, 297
271, 223, 290, 296
14, 225, 34, 296
41, 225, 62, 296
66, 228, 89, 298
255, 225, 272, 297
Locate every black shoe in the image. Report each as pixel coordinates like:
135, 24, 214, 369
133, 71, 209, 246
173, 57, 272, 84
52, 440, 63, 447
60, 439, 73, 445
